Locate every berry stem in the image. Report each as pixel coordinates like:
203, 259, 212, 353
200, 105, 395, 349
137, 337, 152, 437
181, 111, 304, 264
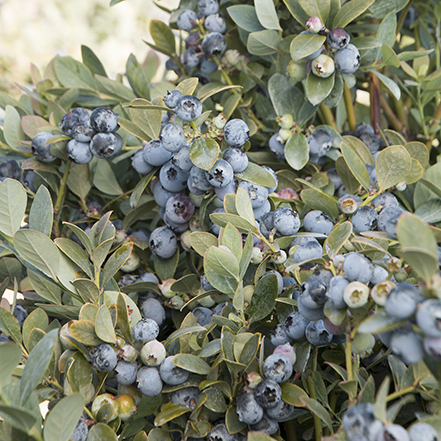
319, 103, 338, 131
369, 72, 382, 134
343, 82, 356, 132
54, 159, 72, 219
345, 328, 354, 396
380, 94, 407, 137
284, 419, 298, 441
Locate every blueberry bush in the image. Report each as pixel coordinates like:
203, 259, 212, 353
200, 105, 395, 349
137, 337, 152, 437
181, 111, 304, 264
0, 0, 441, 440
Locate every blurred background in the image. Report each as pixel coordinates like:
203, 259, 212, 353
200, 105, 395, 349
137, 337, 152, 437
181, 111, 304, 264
0, 0, 176, 94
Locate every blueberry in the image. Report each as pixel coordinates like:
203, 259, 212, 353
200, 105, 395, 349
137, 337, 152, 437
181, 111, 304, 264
90, 107, 118, 133
115, 361, 138, 385
301, 277, 327, 309
223, 119, 250, 148
0, 333, 9, 342
390, 329, 424, 365
143, 139, 173, 166
424, 337, 441, 360
236, 392, 264, 424
327, 276, 350, 309
67, 139, 93, 164
159, 355, 189, 385
253, 199, 271, 221
223, 147, 248, 173
262, 353, 293, 383
90, 132, 123, 158
199, 55, 218, 74
201, 32, 227, 57
339, 193, 363, 214
182, 48, 199, 68
174, 95, 203, 122
262, 166, 278, 193
238, 181, 268, 208
72, 119, 96, 142
198, 0, 219, 15
164, 90, 183, 109
308, 128, 333, 157
31, 132, 57, 163
170, 386, 200, 410
354, 123, 375, 138
297, 296, 325, 321
164, 214, 189, 233
327, 28, 350, 49
215, 178, 238, 202
305, 320, 332, 346
359, 132, 380, 154
343, 253, 374, 283
269, 324, 292, 347
160, 124, 185, 153
165, 193, 195, 224
205, 14, 226, 33
377, 206, 403, 231
136, 366, 163, 396
13, 305, 28, 329
254, 379, 282, 408
273, 207, 300, 236
343, 403, 384, 441
266, 399, 295, 422
408, 423, 439, 441
200, 273, 215, 291
303, 210, 334, 235
132, 149, 154, 175
59, 108, 89, 136
139, 298, 166, 327
311, 54, 335, 78
22, 170, 36, 192
177, 9, 198, 32
268, 134, 285, 159
285, 311, 309, 339
132, 318, 160, 343
327, 168, 343, 190
384, 211, 402, 239
205, 158, 234, 188
351, 205, 378, 233
159, 160, 189, 192
370, 265, 389, 285
192, 306, 212, 325
69, 420, 88, 441
190, 165, 213, 191
92, 344, 117, 372
152, 181, 177, 208
334, 44, 361, 74
0, 160, 21, 180
149, 226, 177, 259
293, 239, 323, 264
417, 299, 441, 337
372, 193, 398, 210
385, 283, 419, 320
248, 414, 279, 436
380, 424, 410, 441
259, 212, 274, 238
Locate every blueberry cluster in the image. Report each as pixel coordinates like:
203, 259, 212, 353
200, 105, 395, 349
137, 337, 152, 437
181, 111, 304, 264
32, 107, 121, 165
167, 0, 226, 78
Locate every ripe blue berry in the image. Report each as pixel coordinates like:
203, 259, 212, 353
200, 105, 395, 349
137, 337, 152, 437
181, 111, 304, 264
327, 28, 350, 49
177, 9, 198, 32
172, 146, 192, 172
136, 366, 163, 396
305, 320, 332, 346
301, 277, 327, 309
307, 128, 334, 157
160, 124, 185, 153
72, 120, 95, 142
254, 379, 282, 408
174, 95, 203, 121
132, 149, 154, 174
248, 414, 279, 436
160, 355, 190, 385
223, 147, 248, 172
236, 392, 264, 425
153, 181, 178, 207
263, 353, 293, 383
192, 306, 212, 325
90, 107, 118, 133
163, 90, 183, 109
253, 199, 271, 221
408, 423, 439, 441
205, 158, 234, 188
297, 296, 325, 321
304, 210, 334, 235
67, 139, 93, 164
327, 276, 350, 309
269, 324, 292, 347
417, 299, 441, 338
92, 344, 117, 372
238, 181, 268, 208
132, 318, 160, 343
59, 108, 89, 136
273, 207, 300, 236
139, 298, 166, 327
380, 424, 410, 441
149, 226, 177, 259
359, 132, 380, 153
170, 386, 200, 409
0, 160, 21, 180
285, 311, 309, 339
266, 400, 295, 422
70, 420, 88, 441
377, 206, 403, 232
143, 139, 173, 166
115, 361, 138, 385
198, 0, 219, 15
201, 32, 227, 57
205, 14, 226, 34
351, 205, 378, 233
390, 329, 424, 365
159, 160, 189, 192
343, 403, 384, 441
224, 119, 250, 148
385, 282, 419, 320
215, 178, 238, 201
190, 165, 213, 191
32, 132, 57, 163
90, 132, 123, 158
268, 134, 285, 159
182, 48, 199, 68
334, 44, 361, 74
293, 239, 323, 264
343, 253, 373, 283
199, 56, 218, 74
165, 193, 195, 224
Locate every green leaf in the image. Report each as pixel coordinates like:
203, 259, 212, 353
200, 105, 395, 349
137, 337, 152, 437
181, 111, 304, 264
248, 433, 278, 441
235, 187, 255, 226
150, 20, 176, 56
93, 160, 124, 196
21, 115, 49, 138
376, 145, 411, 191
0, 179, 27, 239
268, 74, 304, 119
102, 242, 133, 288
369, 70, 400, 100
247, 30, 280, 56
341, 139, 371, 190
67, 164, 92, 202
55, 238, 93, 279
81, 45, 107, 77
189, 138, 220, 171
154, 403, 190, 426
248, 273, 278, 324
381, 45, 400, 67
210, 213, 258, 235
306, 73, 335, 106
95, 305, 117, 344
227, 5, 265, 32
71, 279, 99, 304
22, 308, 48, 351
63, 222, 93, 255
405, 141, 429, 167
29, 185, 53, 236
129, 104, 162, 141
190, 232, 218, 257
235, 162, 277, 188
283, 0, 310, 25
4, 105, 26, 149
301, 396, 333, 431
126, 54, 150, 99
153, 249, 179, 281
172, 354, 210, 375
281, 383, 308, 406
369, 0, 408, 19
206, 246, 240, 280
0, 404, 37, 433
332, 0, 375, 28
118, 117, 151, 142
358, 310, 404, 334
129, 169, 156, 209
0, 344, 22, 390
28, 270, 62, 304
324, 221, 352, 259
290, 34, 326, 61
94, 74, 136, 101
53, 56, 95, 90
254, 0, 280, 30
285, 132, 309, 171
301, 188, 339, 220
221, 223, 243, 262
415, 200, 441, 223
69, 320, 103, 346
43, 394, 85, 441
87, 423, 117, 441
20, 328, 58, 406
14, 229, 60, 281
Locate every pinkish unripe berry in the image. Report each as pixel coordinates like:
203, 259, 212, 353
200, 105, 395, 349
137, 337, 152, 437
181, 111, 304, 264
306, 16, 325, 34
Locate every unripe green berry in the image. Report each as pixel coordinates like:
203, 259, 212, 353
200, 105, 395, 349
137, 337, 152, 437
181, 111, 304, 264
351, 332, 375, 356
371, 280, 395, 306
277, 114, 294, 130
159, 278, 176, 298
287, 60, 307, 81
250, 247, 264, 264
120, 252, 140, 272
312, 54, 335, 78
140, 339, 166, 366
344, 281, 370, 308
114, 394, 137, 421
169, 295, 185, 310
